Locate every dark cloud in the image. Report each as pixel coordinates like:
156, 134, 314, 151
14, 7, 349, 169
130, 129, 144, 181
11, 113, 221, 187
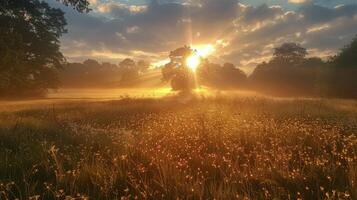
222, 3, 357, 67
242, 4, 284, 23
55, 0, 357, 68
298, 3, 357, 23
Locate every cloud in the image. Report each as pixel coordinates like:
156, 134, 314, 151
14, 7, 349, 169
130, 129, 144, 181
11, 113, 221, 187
289, 0, 309, 4
97, 2, 147, 17
221, 3, 357, 67
55, 0, 357, 68
60, 0, 241, 63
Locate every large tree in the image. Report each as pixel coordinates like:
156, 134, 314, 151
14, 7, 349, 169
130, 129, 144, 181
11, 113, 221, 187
0, 0, 87, 96
162, 46, 196, 91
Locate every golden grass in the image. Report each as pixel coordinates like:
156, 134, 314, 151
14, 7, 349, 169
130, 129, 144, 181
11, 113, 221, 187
0, 96, 356, 199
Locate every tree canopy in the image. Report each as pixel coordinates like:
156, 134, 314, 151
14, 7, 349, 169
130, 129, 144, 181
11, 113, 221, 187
0, 0, 68, 96
272, 43, 308, 64
332, 35, 357, 68
162, 46, 248, 91
250, 43, 325, 96
162, 46, 196, 91
57, 0, 91, 12
197, 62, 247, 89
60, 59, 151, 88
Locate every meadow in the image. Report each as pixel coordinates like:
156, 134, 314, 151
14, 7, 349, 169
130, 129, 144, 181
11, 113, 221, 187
0, 94, 356, 199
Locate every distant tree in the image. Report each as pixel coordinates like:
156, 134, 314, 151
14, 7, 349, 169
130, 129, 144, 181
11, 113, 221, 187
83, 59, 101, 68
197, 62, 247, 89
332, 35, 357, 68
161, 46, 196, 91
119, 58, 140, 83
272, 43, 308, 64
119, 58, 136, 69
327, 36, 357, 98
60, 60, 124, 87
0, 0, 67, 97
137, 60, 150, 73
250, 43, 325, 97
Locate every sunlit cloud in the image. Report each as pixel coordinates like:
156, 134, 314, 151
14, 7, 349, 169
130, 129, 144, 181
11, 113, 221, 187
289, 0, 309, 4
152, 58, 170, 68
51, 0, 357, 70
192, 44, 215, 57
91, 50, 128, 59
306, 24, 331, 33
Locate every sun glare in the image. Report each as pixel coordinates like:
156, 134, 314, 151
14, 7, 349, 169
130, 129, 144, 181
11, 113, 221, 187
193, 44, 215, 57
186, 44, 215, 71
186, 54, 200, 71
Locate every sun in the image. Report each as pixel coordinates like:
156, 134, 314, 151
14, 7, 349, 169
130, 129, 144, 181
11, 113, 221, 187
186, 44, 215, 71
186, 54, 200, 71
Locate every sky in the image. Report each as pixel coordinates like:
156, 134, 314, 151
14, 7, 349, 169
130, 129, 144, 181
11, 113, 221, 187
49, 0, 357, 73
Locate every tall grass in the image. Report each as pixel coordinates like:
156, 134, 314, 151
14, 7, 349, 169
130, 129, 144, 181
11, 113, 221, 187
0, 96, 356, 199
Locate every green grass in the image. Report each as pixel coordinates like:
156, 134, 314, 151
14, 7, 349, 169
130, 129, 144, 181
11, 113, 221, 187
0, 96, 356, 199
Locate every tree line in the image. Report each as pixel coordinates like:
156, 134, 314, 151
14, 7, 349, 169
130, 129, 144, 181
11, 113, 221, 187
1, 0, 357, 98
161, 37, 357, 98
59, 59, 150, 88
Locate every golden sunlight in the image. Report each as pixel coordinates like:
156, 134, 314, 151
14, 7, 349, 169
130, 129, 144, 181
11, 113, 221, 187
193, 44, 215, 57
186, 54, 200, 71
186, 44, 215, 71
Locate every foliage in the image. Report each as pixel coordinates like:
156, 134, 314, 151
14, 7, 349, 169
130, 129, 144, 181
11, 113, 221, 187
0, 0, 67, 97
60, 59, 151, 88
273, 43, 308, 64
162, 46, 248, 91
326, 36, 357, 98
0, 97, 356, 199
332, 35, 357, 68
57, 0, 91, 13
197, 62, 247, 89
250, 39, 357, 98
162, 46, 196, 91
250, 43, 326, 97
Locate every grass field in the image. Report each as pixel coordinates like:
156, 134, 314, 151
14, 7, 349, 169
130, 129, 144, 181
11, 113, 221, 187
0, 94, 356, 199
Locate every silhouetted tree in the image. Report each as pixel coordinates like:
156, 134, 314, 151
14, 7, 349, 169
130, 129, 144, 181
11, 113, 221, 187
56, 0, 91, 12
119, 58, 136, 69
327, 36, 357, 98
119, 58, 141, 84
332, 35, 357, 68
250, 43, 325, 97
162, 46, 196, 91
197, 62, 247, 89
272, 43, 308, 64
0, 0, 67, 97
137, 60, 150, 73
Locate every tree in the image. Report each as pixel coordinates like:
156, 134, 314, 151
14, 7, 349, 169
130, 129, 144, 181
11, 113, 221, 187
327, 36, 357, 98
161, 46, 196, 91
332, 35, 357, 68
273, 43, 307, 64
119, 58, 140, 83
250, 43, 324, 97
197, 62, 247, 89
137, 60, 150, 73
119, 58, 136, 69
0, 0, 67, 96
56, 0, 91, 13
83, 59, 101, 68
